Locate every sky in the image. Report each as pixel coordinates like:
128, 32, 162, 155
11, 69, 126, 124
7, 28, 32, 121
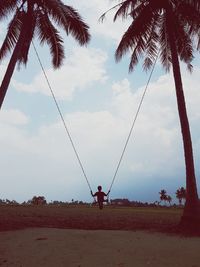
0, 0, 200, 203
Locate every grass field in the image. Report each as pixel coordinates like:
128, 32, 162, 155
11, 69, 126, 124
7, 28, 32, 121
0, 205, 183, 233
1, 205, 200, 266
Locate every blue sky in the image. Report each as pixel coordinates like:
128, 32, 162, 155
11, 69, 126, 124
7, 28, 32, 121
0, 0, 200, 203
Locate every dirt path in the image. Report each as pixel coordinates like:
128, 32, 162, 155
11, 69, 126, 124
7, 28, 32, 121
0, 228, 200, 267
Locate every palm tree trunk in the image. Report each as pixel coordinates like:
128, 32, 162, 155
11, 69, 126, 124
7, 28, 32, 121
0, 35, 24, 109
0, 2, 32, 110
167, 9, 200, 228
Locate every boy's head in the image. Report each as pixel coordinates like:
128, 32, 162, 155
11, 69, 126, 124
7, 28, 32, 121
97, 185, 102, 191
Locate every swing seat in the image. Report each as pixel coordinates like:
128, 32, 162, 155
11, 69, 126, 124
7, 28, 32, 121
92, 198, 109, 205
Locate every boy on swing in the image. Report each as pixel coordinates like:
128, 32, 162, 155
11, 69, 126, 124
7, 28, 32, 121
91, 185, 110, 209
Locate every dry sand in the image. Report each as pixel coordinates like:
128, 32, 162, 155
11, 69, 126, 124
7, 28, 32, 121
0, 228, 200, 267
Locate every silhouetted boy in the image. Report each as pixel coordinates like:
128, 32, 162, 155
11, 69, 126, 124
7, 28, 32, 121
91, 185, 110, 209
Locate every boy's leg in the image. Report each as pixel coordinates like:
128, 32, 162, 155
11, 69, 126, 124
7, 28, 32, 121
98, 201, 103, 209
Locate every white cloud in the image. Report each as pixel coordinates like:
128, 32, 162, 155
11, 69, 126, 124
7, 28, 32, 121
12, 47, 108, 100
0, 109, 29, 125
66, 0, 130, 42
182, 66, 200, 122
0, 63, 8, 81
1, 67, 200, 202
0, 22, 7, 40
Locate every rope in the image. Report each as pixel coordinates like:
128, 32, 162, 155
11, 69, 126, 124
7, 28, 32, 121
107, 53, 159, 194
32, 40, 159, 199
32, 42, 93, 194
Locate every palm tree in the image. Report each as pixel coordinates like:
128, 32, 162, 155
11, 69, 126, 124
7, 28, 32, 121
0, 0, 90, 108
102, 0, 200, 228
159, 189, 167, 205
180, 187, 187, 203
166, 195, 172, 206
176, 186, 187, 205
176, 188, 183, 205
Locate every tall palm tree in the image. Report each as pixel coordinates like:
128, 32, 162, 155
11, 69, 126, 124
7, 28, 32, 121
159, 189, 167, 205
180, 186, 187, 202
0, 0, 90, 108
102, 0, 200, 228
176, 186, 187, 205
166, 195, 172, 206
176, 188, 183, 205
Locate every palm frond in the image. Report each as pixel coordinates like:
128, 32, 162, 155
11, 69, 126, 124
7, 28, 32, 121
41, 0, 90, 45
159, 13, 172, 72
36, 11, 64, 68
177, 1, 200, 36
197, 29, 200, 51
143, 56, 154, 71
0, 0, 17, 20
175, 1, 200, 53
40, 0, 69, 26
113, 0, 140, 21
173, 15, 194, 65
62, 5, 90, 45
99, 1, 126, 22
184, 0, 200, 11
177, 35, 193, 65
143, 14, 160, 71
0, 10, 23, 62
159, 44, 172, 72
187, 63, 193, 73
130, 2, 148, 20
115, 3, 156, 64
129, 36, 147, 72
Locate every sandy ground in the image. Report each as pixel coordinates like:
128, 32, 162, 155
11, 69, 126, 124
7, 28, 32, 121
0, 228, 200, 267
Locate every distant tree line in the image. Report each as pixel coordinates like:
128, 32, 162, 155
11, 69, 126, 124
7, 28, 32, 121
159, 187, 186, 206
0, 187, 187, 207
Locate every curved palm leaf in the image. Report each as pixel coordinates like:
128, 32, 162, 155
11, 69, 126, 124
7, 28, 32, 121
175, 22, 193, 63
113, 0, 140, 21
62, 5, 90, 45
159, 14, 172, 72
115, 3, 157, 64
36, 10, 64, 68
142, 13, 160, 71
38, 0, 90, 45
0, 10, 23, 62
178, 1, 200, 51
0, 0, 17, 19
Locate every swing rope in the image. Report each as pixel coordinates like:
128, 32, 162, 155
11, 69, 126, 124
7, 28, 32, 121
32, 42, 93, 193
32, 41, 159, 198
107, 53, 159, 195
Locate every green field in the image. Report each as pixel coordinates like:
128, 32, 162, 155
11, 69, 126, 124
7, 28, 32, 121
0, 205, 183, 233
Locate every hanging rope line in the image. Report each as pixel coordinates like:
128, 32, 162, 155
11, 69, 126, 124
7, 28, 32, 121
107, 53, 160, 194
32, 42, 93, 193
32, 41, 159, 198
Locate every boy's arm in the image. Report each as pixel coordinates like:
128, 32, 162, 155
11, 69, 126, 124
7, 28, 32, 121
105, 190, 110, 196
91, 191, 97, 197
